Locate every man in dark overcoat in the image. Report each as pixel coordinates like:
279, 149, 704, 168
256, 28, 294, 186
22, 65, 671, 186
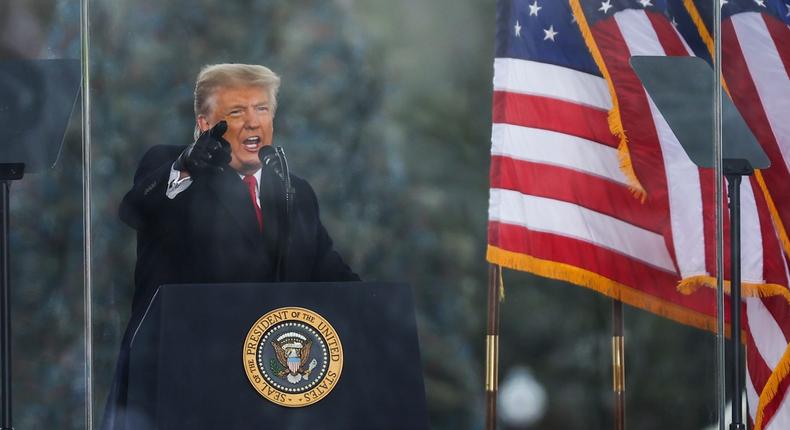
102, 63, 359, 429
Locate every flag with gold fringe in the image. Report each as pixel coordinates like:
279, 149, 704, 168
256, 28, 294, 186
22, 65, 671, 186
487, 0, 790, 428
679, 1, 790, 427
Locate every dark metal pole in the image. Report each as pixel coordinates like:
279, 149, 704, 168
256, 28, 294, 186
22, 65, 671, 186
0, 164, 24, 430
0, 180, 11, 430
485, 264, 501, 430
612, 299, 625, 430
727, 173, 745, 430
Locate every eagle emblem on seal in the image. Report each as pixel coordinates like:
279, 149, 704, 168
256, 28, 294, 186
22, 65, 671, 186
244, 307, 343, 407
271, 332, 318, 384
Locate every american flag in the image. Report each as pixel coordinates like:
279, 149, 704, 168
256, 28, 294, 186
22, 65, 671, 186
710, 1, 790, 427
487, 0, 790, 428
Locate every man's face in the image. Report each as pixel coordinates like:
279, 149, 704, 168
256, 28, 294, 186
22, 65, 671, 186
198, 85, 273, 175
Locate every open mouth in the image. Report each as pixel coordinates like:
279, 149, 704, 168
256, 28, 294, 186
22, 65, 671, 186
243, 136, 261, 151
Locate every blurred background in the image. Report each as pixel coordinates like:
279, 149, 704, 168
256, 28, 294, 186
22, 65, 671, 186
0, 0, 719, 428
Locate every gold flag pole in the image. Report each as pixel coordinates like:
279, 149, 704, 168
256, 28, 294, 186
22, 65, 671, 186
485, 264, 502, 430
612, 299, 625, 430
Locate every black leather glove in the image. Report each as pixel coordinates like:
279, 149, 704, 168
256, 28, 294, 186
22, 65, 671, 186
173, 121, 231, 176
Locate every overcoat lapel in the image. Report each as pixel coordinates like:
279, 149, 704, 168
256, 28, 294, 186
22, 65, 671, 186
207, 170, 264, 250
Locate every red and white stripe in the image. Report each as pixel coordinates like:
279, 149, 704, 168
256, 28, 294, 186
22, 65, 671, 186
601, 9, 715, 281
724, 12, 790, 249
488, 53, 719, 318
489, 3, 790, 425
488, 6, 790, 429
730, 13, 790, 174
721, 10, 790, 430
489, 57, 681, 283
594, 8, 790, 429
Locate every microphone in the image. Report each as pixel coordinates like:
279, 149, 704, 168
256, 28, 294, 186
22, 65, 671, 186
258, 145, 285, 181
257, 144, 294, 282
258, 144, 294, 204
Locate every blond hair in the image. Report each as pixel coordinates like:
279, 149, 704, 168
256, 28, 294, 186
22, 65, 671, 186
193, 63, 281, 139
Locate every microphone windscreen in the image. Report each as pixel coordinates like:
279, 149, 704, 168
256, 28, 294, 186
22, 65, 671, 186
258, 145, 277, 162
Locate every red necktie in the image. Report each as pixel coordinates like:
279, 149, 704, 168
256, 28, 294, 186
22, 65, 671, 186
242, 175, 263, 232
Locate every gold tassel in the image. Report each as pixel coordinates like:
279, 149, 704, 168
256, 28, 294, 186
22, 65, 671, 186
487, 245, 720, 332
682, 0, 714, 56
489, 243, 790, 429
569, 0, 646, 200
675, 274, 790, 305
753, 344, 790, 430
680, 0, 732, 93
754, 170, 790, 258
498, 265, 505, 302
675, 274, 713, 295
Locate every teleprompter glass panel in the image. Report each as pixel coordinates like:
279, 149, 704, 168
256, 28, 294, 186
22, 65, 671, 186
0, 0, 85, 428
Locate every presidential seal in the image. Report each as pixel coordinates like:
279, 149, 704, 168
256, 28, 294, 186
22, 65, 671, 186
243, 307, 343, 407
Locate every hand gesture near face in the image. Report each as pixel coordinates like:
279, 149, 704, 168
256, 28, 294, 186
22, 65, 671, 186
174, 121, 232, 176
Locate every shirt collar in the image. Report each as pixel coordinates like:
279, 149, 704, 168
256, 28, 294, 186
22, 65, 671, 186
237, 168, 262, 184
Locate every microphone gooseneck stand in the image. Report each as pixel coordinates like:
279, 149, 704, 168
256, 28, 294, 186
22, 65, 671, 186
0, 163, 24, 430
259, 146, 293, 281
274, 147, 293, 282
